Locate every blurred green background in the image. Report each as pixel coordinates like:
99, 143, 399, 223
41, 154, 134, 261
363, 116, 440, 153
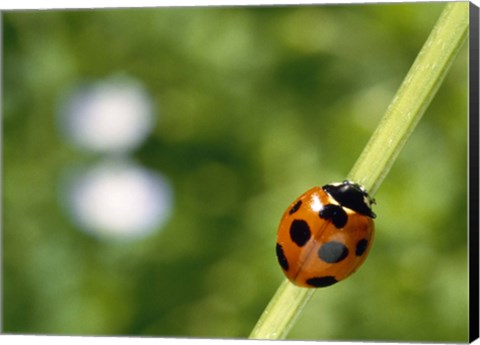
2, 2, 468, 342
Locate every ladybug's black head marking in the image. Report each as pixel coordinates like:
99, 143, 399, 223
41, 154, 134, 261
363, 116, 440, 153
322, 180, 376, 218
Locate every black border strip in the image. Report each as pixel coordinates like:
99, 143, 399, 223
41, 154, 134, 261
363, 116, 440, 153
469, 2, 479, 343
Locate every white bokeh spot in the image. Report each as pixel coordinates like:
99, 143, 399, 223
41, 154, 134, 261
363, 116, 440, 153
67, 160, 173, 239
60, 76, 154, 153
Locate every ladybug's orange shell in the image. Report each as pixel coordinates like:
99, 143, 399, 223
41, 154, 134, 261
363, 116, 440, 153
276, 186, 374, 288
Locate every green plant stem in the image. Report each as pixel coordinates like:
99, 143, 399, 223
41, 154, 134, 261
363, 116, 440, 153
249, 2, 468, 340
348, 2, 469, 195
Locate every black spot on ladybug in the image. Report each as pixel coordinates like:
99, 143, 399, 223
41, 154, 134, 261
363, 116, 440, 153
319, 204, 348, 228
276, 243, 289, 271
289, 220, 311, 247
318, 241, 349, 263
306, 276, 338, 287
356, 239, 368, 256
289, 200, 302, 215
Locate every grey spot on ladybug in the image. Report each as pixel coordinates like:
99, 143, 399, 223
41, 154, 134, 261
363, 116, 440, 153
355, 239, 368, 256
276, 243, 289, 271
289, 200, 302, 215
289, 219, 311, 247
318, 241, 349, 263
319, 204, 348, 228
306, 276, 338, 287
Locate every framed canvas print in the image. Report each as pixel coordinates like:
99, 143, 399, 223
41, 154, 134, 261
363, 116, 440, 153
1, 1, 478, 344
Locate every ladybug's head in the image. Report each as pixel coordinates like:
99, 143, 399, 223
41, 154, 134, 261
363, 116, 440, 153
322, 180, 376, 219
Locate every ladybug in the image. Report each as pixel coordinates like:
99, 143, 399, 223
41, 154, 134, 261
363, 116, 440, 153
275, 180, 376, 288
